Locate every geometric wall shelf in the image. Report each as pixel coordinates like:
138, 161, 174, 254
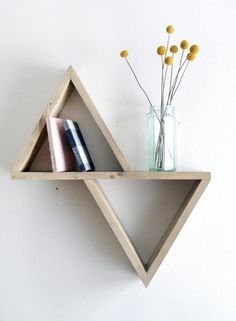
11, 66, 211, 287
12, 65, 131, 174
85, 172, 210, 287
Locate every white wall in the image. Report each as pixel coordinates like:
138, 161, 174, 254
0, 0, 236, 320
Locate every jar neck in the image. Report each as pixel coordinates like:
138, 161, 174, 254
147, 105, 175, 115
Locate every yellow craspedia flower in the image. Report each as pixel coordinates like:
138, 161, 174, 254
187, 52, 196, 61
166, 25, 175, 33
120, 50, 129, 58
180, 40, 189, 50
190, 44, 199, 54
165, 56, 174, 65
157, 46, 166, 56
170, 45, 178, 54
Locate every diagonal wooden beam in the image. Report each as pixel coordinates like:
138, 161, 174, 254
145, 177, 210, 286
12, 68, 73, 172
84, 179, 147, 285
69, 66, 131, 171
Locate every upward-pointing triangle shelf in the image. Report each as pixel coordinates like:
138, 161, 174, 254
11, 66, 210, 287
12, 65, 130, 173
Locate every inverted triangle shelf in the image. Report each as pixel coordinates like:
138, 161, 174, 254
11, 66, 210, 287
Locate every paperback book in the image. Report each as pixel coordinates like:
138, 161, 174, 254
64, 119, 95, 172
46, 117, 76, 172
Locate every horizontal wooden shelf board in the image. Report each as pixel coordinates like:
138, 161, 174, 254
11, 171, 211, 181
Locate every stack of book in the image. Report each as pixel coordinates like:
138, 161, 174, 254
46, 117, 95, 172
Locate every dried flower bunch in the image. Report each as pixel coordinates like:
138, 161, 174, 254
120, 25, 199, 109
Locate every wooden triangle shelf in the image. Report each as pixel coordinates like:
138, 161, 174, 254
11, 66, 211, 287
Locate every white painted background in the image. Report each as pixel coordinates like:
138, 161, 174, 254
0, 0, 236, 320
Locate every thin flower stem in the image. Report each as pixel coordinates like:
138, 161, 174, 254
166, 53, 174, 105
161, 65, 168, 116
161, 56, 164, 107
165, 34, 170, 60
170, 61, 190, 102
168, 58, 187, 104
161, 33, 170, 110
166, 51, 185, 106
162, 123, 165, 166
179, 50, 184, 70
125, 57, 154, 107
155, 124, 164, 165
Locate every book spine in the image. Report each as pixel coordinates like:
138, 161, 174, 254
46, 117, 57, 172
64, 120, 95, 172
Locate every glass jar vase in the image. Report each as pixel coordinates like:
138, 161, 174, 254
147, 105, 176, 171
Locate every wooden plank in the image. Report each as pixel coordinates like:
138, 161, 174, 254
46, 72, 73, 117
145, 177, 210, 286
84, 179, 147, 285
69, 66, 131, 171
11, 171, 210, 181
12, 69, 73, 172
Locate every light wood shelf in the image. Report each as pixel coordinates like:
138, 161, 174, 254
11, 171, 210, 181
11, 66, 211, 287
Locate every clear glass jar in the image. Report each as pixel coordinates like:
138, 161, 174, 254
147, 105, 176, 171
